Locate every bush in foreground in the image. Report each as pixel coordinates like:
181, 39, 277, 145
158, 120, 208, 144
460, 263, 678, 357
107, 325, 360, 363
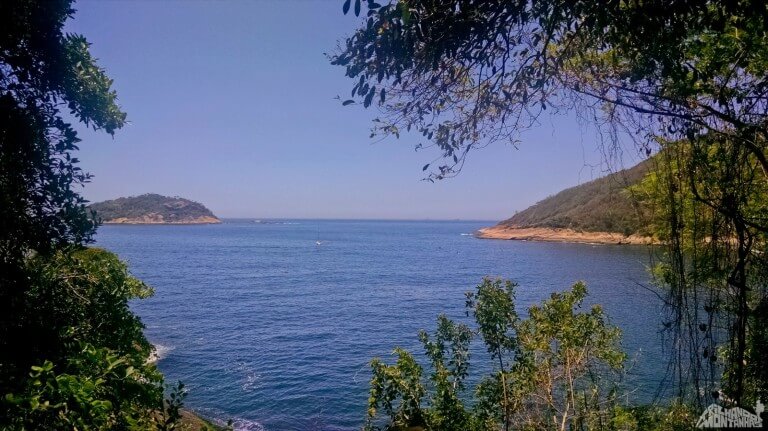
365, 278, 630, 431
1, 248, 188, 430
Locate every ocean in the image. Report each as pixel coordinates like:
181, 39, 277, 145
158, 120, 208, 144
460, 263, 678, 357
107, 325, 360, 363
94, 219, 666, 430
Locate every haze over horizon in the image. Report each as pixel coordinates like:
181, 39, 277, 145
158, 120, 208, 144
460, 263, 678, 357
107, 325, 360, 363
67, 0, 644, 221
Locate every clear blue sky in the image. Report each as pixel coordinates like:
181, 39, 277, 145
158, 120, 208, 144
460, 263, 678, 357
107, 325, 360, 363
66, 0, 642, 220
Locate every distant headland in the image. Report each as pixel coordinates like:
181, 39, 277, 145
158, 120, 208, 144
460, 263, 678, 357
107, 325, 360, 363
477, 160, 655, 245
89, 194, 221, 224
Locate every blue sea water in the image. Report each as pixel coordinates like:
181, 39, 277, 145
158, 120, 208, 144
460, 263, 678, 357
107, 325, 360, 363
95, 220, 667, 431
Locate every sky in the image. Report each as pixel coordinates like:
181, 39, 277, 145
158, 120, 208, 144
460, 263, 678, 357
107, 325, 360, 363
66, 0, 643, 220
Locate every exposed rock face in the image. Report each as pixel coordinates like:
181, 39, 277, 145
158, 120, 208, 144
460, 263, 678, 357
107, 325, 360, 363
89, 194, 221, 224
476, 225, 654, 245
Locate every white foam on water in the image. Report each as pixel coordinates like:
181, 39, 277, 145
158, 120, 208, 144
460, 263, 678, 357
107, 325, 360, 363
147, 343, 173, 364
230, 418, 265, 431
229, 359, 262, 392
193, 410, 265, 431
242, 371, 259, 392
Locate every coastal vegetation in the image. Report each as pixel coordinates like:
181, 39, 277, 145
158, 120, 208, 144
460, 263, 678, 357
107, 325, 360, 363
633, 138, 768, 405
0, 1, 214, 429
493, 160, 651, 237
365, 279, 633, 431
335, 0, 768, 428
2, 249, 182, 430
1, 0, 765, 429
476, 160, 655, 244
89, 194, 221, 224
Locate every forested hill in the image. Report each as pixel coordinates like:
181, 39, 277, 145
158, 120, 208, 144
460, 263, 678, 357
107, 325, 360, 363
89, 194, 221, 224
496, 160, 652, 236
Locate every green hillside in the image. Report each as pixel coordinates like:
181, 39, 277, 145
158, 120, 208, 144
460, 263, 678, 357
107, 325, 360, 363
89, 194, 220, 224
497, 160, 651, 235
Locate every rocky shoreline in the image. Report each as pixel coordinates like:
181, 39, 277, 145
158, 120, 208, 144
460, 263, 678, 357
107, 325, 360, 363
476, 225, 654, 245
180, 410, 228, 430
103, 215, 221, 224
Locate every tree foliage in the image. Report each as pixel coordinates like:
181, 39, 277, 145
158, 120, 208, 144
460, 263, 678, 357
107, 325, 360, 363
0, 0, 126, 261
332, 0, 767, 181
365, 278, 626, 431
334, 0, 768, 407
0, 0, 128, 377
0, 248, 180, 430
632, 137, 768, 407
0, 2, 198, 429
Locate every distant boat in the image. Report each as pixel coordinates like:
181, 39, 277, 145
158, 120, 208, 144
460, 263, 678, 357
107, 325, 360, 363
315, 223, 322, 246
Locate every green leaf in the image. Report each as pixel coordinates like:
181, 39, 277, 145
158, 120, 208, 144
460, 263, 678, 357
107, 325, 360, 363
364, 87, 375, 107
342, 0, 351, 15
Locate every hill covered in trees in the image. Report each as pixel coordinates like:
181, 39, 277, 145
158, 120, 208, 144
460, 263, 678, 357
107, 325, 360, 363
478, 160, 653, 244
89, 194, 221, 224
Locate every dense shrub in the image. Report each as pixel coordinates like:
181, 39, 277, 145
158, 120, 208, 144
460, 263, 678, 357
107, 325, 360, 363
0, 248, 183, 430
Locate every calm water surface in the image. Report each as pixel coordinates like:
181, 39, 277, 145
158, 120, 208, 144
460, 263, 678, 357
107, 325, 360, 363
95, 220, 666, 431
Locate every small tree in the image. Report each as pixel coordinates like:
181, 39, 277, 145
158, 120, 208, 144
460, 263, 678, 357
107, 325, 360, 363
418, 315, 474, 431
367, 348, 428, 430
364, 278, 626, 431
465, 279, 519, 431
509, 282, 626, 430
